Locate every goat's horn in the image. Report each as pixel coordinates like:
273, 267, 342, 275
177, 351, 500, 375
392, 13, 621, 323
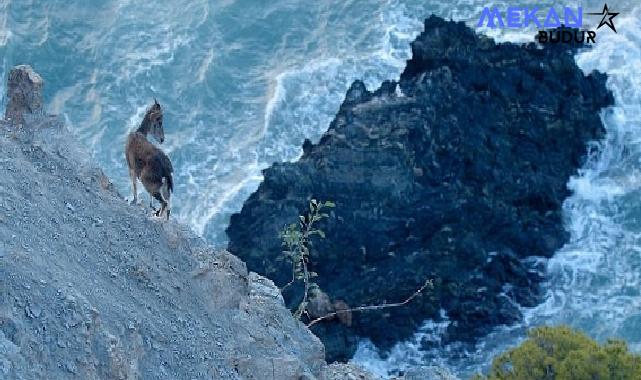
154, 97, 159, 106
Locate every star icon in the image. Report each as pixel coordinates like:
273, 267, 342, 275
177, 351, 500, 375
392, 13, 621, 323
587, 4, 619, 33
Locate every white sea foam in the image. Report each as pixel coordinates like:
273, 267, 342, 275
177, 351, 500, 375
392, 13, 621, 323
3, 1, 641, 377
196, 49, 215, 83
183, 0, 428, 243
352, 3, 641, 379
352, 313, 452, 376
262, 56, 343, 160
524, 3, 641, 345
0, 0, 12, 47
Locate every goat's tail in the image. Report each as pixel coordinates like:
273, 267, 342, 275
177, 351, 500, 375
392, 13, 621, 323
164, 173, 173, 194
160, 153, 173, 194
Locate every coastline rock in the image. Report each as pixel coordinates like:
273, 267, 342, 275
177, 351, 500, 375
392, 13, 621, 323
5, 65, 44, 126
394, 366, 458, 380
0, 67, 344, 379
324, 363, 380, 380
227, 17, 613, 361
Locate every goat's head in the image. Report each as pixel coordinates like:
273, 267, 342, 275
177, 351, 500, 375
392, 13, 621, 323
147, 98, 164, 143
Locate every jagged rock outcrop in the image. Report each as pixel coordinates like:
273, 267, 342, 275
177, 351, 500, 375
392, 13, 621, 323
227, 17, 614, 361
0, 66, 357, 379
5, 65, 44, 126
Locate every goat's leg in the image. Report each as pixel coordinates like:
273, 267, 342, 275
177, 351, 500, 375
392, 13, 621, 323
152, 192, 164, 217
129, 169, 138, 205
149, 193, 157, 212
157, 201, 167, 218
160, 178, 171, 221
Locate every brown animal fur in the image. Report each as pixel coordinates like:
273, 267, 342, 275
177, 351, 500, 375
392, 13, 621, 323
125, 100, 173, 219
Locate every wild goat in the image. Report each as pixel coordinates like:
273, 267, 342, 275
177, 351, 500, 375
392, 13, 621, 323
125, 99, 173, 220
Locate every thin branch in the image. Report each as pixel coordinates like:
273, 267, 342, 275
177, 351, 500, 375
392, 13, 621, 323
280, 260, 297, 292
306, 279, 433, 328
281, 200, 334, 320
293, 205, 319, 318
294, 256, 310, 319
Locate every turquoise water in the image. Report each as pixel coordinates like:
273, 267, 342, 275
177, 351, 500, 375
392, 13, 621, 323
1, 0, 438, 243
2, 0, 641, 378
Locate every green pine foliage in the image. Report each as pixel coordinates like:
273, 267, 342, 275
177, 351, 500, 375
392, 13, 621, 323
474, 326, 641, 380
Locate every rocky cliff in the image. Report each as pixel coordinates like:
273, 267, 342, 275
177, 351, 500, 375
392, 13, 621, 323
227, 17, 614, 361
0, 66, 375, 380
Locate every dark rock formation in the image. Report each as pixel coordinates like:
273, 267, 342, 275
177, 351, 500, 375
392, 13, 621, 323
227, 17, 613, 362
5, 65, 44, 126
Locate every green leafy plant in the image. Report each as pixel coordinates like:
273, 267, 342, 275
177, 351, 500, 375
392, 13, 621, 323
280, 199, 433, 325
280, 199, 335, 319
474, 326, 641, 380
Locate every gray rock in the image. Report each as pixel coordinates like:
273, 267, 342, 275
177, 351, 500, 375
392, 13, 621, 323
323, 363, 381, 380
0, 66, 362, 380
396, 366, 458, 380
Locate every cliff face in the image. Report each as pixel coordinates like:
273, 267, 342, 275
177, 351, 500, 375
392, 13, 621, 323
0, 66, 343, 380
227, 17, 614, 361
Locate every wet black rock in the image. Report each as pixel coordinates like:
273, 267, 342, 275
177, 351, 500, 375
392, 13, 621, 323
227, 16, 613, 362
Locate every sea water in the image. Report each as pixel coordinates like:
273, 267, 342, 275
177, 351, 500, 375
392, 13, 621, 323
2, 0, 640, 378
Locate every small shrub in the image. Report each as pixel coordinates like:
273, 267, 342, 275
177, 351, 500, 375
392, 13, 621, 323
280, 199, 334, 319
280, 199, 431, 325
474, 326, 641, 380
